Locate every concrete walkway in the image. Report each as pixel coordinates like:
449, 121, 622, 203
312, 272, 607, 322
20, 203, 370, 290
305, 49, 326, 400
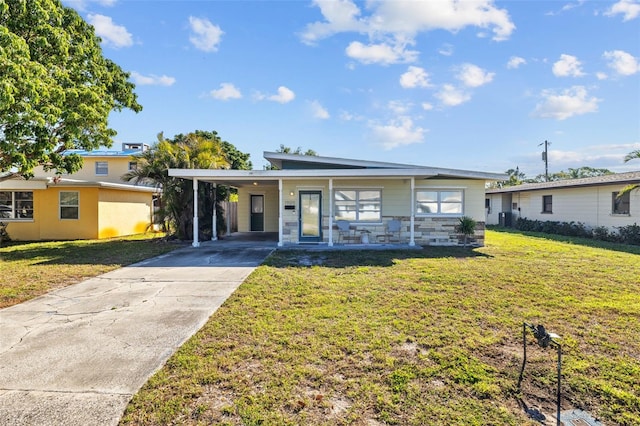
0, 243, 275, 426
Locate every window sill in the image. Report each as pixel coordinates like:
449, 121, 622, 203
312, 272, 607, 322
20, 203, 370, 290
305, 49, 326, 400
416, 214, 463, 218
611, 213, 631, 217
541, 212, 553, 214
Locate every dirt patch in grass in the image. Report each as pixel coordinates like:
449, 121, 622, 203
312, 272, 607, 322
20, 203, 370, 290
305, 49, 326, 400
121, 231, 640, 425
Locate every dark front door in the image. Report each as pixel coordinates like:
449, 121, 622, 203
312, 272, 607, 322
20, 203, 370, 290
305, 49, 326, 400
250, 195, 264, 231
299, 191, 322, 243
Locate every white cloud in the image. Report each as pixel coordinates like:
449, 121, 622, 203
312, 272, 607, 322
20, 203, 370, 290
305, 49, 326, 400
532, 86, 600, 120
130, 72, 175, 87
552, 54, 585, 77
259, 86, 296, 104
309, 100, 330, 119
370, 116, 426, 150
438, 43, 454, 56
603, 50, 640, 76
86, 14, 133, 48
595, 72, 608, 80
507, 56, 526, 69
605, 0, 640, 21
435, 84, 471, 107
400, 66, 432, 89
339, 110, 364, 121
188, 17, 223, 52
345, 41, 418, 65
456, 63, 495, 87
387, 100, 412, 115
209, 83, 242, 100
302, 0, 515, 44
421, 102, 434, 111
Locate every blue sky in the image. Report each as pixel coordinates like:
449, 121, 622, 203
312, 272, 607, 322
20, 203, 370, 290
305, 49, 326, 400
63, 0, 640, 176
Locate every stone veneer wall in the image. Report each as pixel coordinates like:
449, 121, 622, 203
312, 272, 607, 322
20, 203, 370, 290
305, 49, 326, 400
278, 216, 486, 246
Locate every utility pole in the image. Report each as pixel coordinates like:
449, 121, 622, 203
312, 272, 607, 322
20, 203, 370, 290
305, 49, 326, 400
539, 140, 551, 182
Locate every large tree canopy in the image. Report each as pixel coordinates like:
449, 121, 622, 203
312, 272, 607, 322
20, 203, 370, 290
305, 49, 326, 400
0, 0, 141, 177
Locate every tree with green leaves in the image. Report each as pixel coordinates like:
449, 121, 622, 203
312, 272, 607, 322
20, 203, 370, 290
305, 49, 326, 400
618, 149, 640, 196
455, 216, 477, 247
123, 131, 248, 240
0, 0, 141, 178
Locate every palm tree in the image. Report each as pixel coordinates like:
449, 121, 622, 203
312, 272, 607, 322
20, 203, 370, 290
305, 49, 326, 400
618, 149, 640, 197
122, 132, 231, 239
456, 216, 477, 247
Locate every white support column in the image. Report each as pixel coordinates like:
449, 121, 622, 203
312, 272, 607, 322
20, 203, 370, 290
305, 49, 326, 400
328, 178, 334, 246
410, 177, 415, 246
211, 184, 217, 241
192, 178, 200, 247
278, 179, 283, 247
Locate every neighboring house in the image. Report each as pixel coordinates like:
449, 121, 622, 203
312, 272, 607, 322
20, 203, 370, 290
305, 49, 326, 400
485, 171, 640, 230
169, 151, 506, 247
0, 143, 158, 241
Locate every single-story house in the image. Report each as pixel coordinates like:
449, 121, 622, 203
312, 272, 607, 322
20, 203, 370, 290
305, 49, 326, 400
0, 144, 157, 241
485, 171, 640, 230
169, 151, 506, 247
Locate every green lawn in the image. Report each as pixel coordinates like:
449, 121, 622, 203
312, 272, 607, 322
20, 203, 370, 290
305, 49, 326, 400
0, 234, 181, 308
120, 230, 640, 425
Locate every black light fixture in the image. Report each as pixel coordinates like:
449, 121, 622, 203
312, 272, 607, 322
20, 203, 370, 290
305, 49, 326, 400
517, 322, 562, 426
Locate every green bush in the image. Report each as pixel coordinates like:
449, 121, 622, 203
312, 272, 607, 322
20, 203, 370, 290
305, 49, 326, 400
514, 218, 640, 245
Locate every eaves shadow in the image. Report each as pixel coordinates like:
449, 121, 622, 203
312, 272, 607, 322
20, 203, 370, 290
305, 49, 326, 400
264, 246, 493, 269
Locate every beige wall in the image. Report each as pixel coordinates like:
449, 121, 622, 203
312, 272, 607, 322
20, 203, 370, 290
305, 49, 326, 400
487, 184, 640, 230
238, 177, 488, 245
516, 185, 639, 229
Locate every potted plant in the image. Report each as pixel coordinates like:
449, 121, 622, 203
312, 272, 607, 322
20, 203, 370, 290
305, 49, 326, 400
455, 216, 476, 247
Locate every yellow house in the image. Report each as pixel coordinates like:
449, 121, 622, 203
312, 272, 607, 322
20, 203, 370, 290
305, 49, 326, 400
0, 144, 157, 241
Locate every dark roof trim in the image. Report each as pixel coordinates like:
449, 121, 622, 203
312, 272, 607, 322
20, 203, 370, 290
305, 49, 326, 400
486, 171, 640, 194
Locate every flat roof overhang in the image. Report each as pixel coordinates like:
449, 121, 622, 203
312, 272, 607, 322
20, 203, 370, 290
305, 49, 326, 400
168, 168, 506, 188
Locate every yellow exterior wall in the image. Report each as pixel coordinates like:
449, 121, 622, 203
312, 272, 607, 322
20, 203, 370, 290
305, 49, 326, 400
32, 156, 133, 184
2, 186, 153, 241
98, 189, 152, 238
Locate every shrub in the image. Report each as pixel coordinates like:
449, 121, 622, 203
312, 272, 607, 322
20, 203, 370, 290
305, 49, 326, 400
514, 218, 640, 246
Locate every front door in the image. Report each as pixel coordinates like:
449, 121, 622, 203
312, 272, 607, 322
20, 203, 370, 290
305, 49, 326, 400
250, 195, 264, 231
299, 191, 322, 243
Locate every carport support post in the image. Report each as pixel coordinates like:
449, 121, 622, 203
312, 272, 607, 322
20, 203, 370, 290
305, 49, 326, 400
409, 177, 415, 246
212, 183, 217, 241
328, 178, 334, 246
278, 179, 283, 247
192, 178, 199, 247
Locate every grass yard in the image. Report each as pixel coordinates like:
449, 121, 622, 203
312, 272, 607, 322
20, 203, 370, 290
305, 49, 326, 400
0, 233, 181, 308
120, 230, 640, 426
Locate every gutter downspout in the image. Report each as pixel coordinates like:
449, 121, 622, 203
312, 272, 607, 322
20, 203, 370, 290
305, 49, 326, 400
192, 178, 199, 247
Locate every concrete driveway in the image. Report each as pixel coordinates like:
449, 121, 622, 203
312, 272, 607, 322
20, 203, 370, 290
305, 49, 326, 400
0, 243, 275, 426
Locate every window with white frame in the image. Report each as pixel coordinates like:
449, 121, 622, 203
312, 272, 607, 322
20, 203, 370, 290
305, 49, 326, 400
95, 161, 108, 175
612, 192, 630, 215
0, 191, 33, 220
416, 190, 463, 215
128, 161, 138, 171
334, 189, 381, 221
60, 191, 79, 219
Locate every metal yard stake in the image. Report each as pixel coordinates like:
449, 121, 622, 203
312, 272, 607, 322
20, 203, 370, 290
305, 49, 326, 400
518, 322, 562, 426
